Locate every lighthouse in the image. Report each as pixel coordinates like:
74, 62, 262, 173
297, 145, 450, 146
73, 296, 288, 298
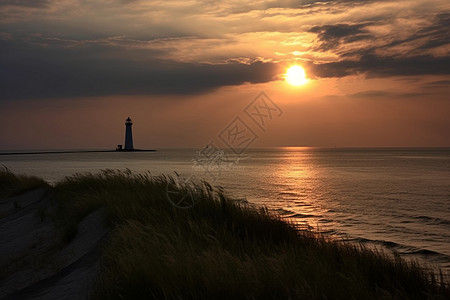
124, 117, 134, 150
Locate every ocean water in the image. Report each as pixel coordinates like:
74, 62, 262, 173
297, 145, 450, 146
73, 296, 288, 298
1, 147, 449, 274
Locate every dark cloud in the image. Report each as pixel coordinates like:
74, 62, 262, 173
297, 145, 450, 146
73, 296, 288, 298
197, 0, 388, 17
422, 80, 450, 89
0, 39, 278, 101
348, 90, 391, 98
371, 13, 450, 52
309, 11, 449, 69
348, 90, 434, 99
307, 11, 450, 79
417, 13, 450, 50
266, 0, 387, 10
0, 0, 49, 8
2, 34, 448, 101
309, 23, 373, 51
310, 53, 450, 78
358, 54, 450, 77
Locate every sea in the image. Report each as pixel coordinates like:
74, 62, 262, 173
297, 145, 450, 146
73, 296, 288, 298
1, 147, 449, 275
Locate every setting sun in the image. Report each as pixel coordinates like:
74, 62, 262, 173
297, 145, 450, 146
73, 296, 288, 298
285, 65, 308, 86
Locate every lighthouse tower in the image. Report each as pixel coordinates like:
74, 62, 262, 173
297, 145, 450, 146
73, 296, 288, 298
124, 117, 134, 150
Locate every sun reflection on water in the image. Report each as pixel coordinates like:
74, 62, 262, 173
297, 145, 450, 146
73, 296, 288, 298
259, 147, 339, 233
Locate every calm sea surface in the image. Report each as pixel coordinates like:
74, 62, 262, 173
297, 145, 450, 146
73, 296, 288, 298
1, 147, 449, 274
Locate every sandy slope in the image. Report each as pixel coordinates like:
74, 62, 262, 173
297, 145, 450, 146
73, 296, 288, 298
0, 189, 107, 299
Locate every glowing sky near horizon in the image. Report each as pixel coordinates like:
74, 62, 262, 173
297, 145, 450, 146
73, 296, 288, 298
0, 0, 449, 149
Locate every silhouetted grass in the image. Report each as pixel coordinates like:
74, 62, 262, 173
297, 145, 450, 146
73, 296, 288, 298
52, 170, 449, 299
0, 166, 49, 198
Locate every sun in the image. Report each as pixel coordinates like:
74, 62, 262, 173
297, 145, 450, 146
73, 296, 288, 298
285, 65, 308, 86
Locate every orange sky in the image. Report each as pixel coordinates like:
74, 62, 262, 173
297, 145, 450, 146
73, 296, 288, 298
0, 0, 449, 149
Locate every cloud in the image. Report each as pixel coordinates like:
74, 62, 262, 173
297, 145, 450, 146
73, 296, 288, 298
422, 80, 450, 89
0, 0, 449, 100
310, 53, 450, 78
0, 0, 49, 8
416, 13, 450, 50
0, 39, 278, 100
309, 23, 373, 51
305, 6, 450, 79
348, 90, 392, 98
347, 89, 435, 99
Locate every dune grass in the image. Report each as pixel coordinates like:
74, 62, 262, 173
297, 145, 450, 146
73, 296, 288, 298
0, 166, 49, 199
51, 169, 449, 299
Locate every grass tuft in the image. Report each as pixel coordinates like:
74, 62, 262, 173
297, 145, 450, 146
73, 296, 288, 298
51, 170, 449, 299
0, 166, 50, 198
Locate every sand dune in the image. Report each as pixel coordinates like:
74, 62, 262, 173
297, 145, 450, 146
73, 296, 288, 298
0, 189, 107, 299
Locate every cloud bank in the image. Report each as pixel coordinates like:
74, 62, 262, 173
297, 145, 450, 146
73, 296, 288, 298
0, 0, 449, 100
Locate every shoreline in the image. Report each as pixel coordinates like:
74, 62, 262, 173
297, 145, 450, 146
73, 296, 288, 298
0, 149, 157, 156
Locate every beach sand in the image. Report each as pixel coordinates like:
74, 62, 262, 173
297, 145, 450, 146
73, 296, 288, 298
0, 189, 107, 299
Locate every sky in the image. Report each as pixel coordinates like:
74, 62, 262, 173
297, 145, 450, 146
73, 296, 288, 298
0, 0, 449, 150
